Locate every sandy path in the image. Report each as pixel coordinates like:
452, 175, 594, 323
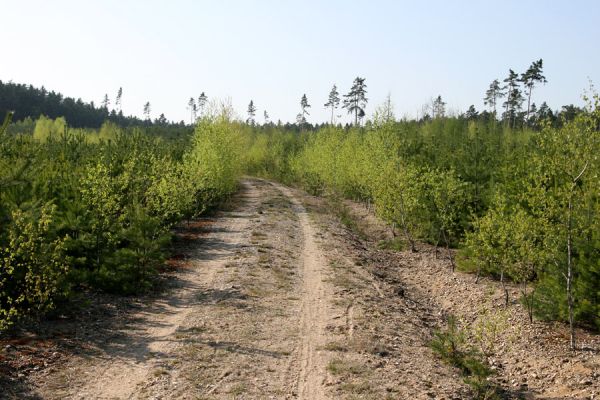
33, 181, 258, 399
25, 178, 475, 399
28, 178, 336, 399
274, 183, 329, 400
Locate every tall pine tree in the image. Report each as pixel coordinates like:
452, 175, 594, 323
521, 59, 547, 122
324, 84, 340, 124
343, 77, 368, 126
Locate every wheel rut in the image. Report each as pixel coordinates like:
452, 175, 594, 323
28, 178, 467, 400
272, 183, 331, 400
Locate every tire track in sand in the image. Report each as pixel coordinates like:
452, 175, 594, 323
272, 183, 329, 400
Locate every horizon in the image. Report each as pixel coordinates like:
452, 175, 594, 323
2, 0, 599, 123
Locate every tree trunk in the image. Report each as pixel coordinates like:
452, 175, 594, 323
504, 91, 511, 127
441, 229, 454, 271
434, 229, 442, 259
526, 86, 532, 123
475, 261, 486, 284
398, 192, 416, 252
500, 269, 509, 307
567, 194, 576, 350
521, 281, 535, 323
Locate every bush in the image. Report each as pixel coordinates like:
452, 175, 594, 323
0, 115, 244, 329
430, 316, 497, 399
0, 204, 69, 329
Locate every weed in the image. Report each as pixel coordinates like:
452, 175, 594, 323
430, 316, 501, 399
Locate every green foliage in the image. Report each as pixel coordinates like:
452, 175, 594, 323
0, 111, 13, 135
430, 316, 497, 399
462, 95, 600, 332
245, 96, 599, 336
0, 204, 68, 329
33, 115, 67, 141
0, 115, 243, 329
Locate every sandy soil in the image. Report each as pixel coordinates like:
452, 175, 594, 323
334, 196, 600, 400
2, 178, 597, 399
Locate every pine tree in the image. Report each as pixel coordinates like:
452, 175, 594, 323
521, 59, 547, 122
143, 102, 151, 121
115, 87, 123, 114
156, 113, 167, 125
324, 84, 340, 124
247, 100, 256, 125
300, 94, 311, 126
502, 70, 523, 128
465, 105, 479, 120
528, 103, 538, 126
187, 97, 197, 124
483, 79, 505, 117
432, 95, 446, 119
537, 101, 554, 122
343, 77, 368, 125
263, 110, 269, 124
101, 94, 110, 110
197, 92, 208, 117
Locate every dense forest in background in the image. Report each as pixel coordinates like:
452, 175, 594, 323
0, 80, 184, 129
0, 63, 586, 134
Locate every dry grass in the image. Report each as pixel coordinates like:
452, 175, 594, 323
326, 358, 368, 376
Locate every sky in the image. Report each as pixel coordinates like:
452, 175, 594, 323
2, 0, 599, 124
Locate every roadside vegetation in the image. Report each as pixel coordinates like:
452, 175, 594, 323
0, 110, 245, 330
245, 90, 600, 351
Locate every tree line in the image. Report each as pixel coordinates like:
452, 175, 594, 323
0, 81, 200, 129
2, 60, 584, 131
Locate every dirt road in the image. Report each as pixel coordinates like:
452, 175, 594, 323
19, 179, 468, 399
5, 178, 599, 399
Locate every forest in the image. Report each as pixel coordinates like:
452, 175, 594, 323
0, 80, 186, 129
1, 60, 599, 354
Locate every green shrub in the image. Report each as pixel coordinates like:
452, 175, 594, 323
430, 317, 497, 399
0, 115, 244, 329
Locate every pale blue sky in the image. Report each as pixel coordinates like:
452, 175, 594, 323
2, 0, 599, 123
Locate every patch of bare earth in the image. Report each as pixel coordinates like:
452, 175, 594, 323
286, 189, 471, 400
334, 197, 600, 400
3, 179, 343, 399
